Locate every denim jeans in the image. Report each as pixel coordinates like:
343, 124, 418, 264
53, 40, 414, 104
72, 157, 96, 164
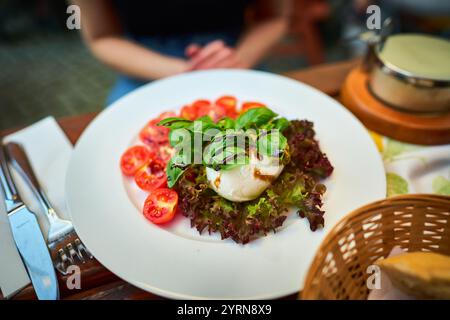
106, 32, 240, 106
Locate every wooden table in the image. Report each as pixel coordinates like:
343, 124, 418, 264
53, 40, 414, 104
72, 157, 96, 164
2, 59, 359, 300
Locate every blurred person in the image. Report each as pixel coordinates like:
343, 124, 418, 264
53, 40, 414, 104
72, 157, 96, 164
72, 0, 290, 105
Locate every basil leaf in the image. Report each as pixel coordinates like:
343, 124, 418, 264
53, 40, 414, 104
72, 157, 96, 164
203, 138, 226, 167
257, 130, 287, 158
204, 130, 248, 169
217, 117, 235, 130
235, 107, 277, 130
169, 128, 192, 148
157, 117, 192, 130
272, 117, 290, 132
166, 157, 186, 188
220, 153, 249, 170
220, 162, 246, 171
204, 145, 248, 171
187, 116, 218, 134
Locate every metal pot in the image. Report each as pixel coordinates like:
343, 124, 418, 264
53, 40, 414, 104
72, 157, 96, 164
362, 31, 450, 113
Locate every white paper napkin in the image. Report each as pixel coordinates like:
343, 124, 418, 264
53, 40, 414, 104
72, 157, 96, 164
0, 116, 73, 298
0, 192, 30, 298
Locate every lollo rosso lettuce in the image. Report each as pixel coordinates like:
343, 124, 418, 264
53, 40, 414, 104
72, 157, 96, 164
174, 119, 334, 244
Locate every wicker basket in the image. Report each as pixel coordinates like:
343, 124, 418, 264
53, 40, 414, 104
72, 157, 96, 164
301, 194, 450, 300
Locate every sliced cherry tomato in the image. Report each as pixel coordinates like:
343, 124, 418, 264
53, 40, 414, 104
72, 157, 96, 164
180, 100, 212, 120
141, 141, 173, 164
157, 111, 177, 120
191, 99, 212, 119
143, 188, 178, 224
150, 111, 177, 125
215, 95, 238, 118
120, 146, 151, 176
157, 143, 175, 164
241, 101, 266, 113
189, 99, 228, 122
180, 105, 198, 120
139, 122, 169, 144
192, 99, 211, 110
134, 158, 167, 191
205, 104, 227, 122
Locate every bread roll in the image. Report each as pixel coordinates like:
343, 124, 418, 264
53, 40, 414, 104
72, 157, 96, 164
376, 252, 450, 299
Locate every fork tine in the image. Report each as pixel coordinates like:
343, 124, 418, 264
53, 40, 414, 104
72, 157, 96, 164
53, 238, 94, 275
55, 249, 69, 275
66, 243, 79, 263
74, 238, 93, 259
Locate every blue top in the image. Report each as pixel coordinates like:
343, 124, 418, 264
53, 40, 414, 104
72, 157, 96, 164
107, 1, 251, 105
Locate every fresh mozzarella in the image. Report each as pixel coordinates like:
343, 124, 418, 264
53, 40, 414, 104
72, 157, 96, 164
206, 151, 284, 202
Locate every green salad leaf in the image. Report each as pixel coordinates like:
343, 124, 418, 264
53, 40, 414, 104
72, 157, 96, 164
235, 107, 277, 130
172, 119, 334, 243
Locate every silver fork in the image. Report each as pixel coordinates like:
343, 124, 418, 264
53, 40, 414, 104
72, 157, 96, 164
5, 142, 93, 274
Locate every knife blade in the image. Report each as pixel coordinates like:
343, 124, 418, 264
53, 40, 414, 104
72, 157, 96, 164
0, 141, 59, 300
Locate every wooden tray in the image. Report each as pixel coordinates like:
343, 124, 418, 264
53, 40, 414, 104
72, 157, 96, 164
340, 67, 450, 145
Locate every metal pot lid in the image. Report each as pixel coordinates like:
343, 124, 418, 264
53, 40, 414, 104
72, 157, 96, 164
377, 34, 450, 82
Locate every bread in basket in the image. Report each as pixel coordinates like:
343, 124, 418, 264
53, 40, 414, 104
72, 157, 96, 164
301, 194, 450, 299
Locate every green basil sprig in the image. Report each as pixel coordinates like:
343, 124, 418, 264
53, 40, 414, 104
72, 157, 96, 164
158, 107, 289, 188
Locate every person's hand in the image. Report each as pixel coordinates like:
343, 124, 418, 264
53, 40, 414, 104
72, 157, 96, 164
185, 40, 249, 70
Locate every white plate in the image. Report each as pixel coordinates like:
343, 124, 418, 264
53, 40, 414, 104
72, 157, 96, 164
66, 70, 386, 299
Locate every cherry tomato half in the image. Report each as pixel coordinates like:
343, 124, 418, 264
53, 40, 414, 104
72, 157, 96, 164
139, 122, 169, 145
150, 111, 177, 125
191, 99, 212, 119
187, 99, 229, 122
134, 158, 167, 191
120, 146, 151, 176
180, 105, 198, 120
180, 100, 213, 120
143, 188, 178, 224
157, 143, 175, 164
241, 101, 266, 113
207, 104, 228, 122
215, 95, 238, 118
143, 141, 174, 165
192, 99, 211, 111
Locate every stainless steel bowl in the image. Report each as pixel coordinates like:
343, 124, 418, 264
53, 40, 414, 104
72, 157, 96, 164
363, 33, 450, 113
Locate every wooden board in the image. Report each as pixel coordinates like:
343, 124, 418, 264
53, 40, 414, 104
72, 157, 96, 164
340, 67, 450, 145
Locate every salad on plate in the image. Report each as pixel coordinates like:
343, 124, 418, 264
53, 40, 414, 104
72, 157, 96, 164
120, 95, 333, 244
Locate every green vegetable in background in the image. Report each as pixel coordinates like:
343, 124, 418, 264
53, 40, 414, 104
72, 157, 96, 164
386, 172, 409, 197
432, 176, 450, 196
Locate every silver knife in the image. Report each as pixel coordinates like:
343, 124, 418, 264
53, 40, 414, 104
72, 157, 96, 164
0, 140, 59, 300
